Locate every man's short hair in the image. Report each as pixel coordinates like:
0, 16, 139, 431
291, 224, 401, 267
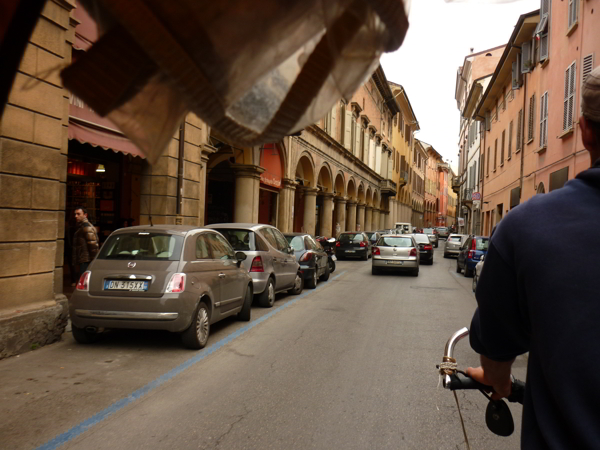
75, 206, 88, 215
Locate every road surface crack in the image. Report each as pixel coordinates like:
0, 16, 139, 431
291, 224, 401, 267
214, 406, 251, 448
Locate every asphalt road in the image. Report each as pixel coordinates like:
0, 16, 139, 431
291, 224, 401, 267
0, 244, 527, 450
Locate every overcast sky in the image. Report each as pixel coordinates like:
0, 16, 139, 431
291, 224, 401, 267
381, 0, 540, 171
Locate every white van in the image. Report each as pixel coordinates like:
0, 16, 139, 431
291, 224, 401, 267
394, 222, 412, 234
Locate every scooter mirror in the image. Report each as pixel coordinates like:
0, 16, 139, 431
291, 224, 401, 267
328, 238, 336, 243
485, 399, 514, 437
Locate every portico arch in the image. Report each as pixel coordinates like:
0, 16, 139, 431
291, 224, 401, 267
293, 153, 317, 233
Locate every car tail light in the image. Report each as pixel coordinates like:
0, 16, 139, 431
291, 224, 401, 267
372, 247, 380, 256
335, 241, 341, 247
166, 273, 186, 293
76, 271, 91, 291
424, 244, 433, 250
468, 250, 475, 259
300, 252, 314, 262
359, 241, 367, 247
409, 248, 417, 257
250, 256, 264, 272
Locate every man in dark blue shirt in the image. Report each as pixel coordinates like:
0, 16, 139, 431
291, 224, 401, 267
466, 66, 600, 448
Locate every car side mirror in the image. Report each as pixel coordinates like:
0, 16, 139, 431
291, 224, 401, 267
288, 247, 295, 256
235, 251, 247, 262
480, 255, 485, 261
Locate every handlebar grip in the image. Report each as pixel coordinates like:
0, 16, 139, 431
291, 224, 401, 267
448, 373, 525, 405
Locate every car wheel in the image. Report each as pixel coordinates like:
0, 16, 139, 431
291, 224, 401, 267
464, 266, 473, 278
443, 253, 448, 258
412, 268, 419, 277
456, 261, 461, 273
319, 262, 330, 282
71, 324, 100, 344
371, 266, 379, 275
181, 301, 210, 349
288, 272, 304, 295
362, 252, 368, 261
237, 286, 252, 321
258, 277, 276, 307
306, 269, 318, 289
328, 258, 336, 274
429, 259, 434, 265
472, 275, 478, 293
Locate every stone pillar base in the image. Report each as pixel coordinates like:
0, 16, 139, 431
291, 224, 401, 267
0, 296, 69, 360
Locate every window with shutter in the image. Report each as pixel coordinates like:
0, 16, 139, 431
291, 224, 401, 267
486, 147, 490, 175
528, 94, 536, 142
549, 166, 569, 191
563, 62, 576, 132
485, 111, 491, 131
344, 110, 352, 150
516, 109, 523, 151
540, 91, 549, 147
331, 105, 337, 140
501, 130, 505, 165
582, 54, 594, 85
568, 0, 578, 29
508, 120, 513, 159
354, 120, 361, 157
521, 41, 532, 73
494, 139, 498, 171
512, 55, 523, 89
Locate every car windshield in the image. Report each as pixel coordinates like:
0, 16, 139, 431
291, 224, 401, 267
339, 233, 363, 244
476, 238, 489, 251
97, 232, 184, 260
413, 234, 431, 244
285, 235, 305, 252
437, 227, 448, 232
366, 232, 377, 239
448, 235, 463, 243
211, 229, 255, 251
377, 237, 413, 247
423, 228, 435, 234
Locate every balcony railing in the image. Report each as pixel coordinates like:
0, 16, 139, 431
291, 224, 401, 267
398, 170, 409, 188
379, 179, 398, 196
462, 188, 473, 203
451, 176, 461, 194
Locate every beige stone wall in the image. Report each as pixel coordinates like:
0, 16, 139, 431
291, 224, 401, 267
0, 0, 75, 358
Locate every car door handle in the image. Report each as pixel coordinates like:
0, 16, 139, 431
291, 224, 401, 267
218, 273, 226, 278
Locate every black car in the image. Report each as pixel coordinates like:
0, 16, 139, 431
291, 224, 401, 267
412, 233, 434, 265
335, 232, 371, 260
422, 227, 439, 248
365, 231, 382, 246
284, 233, 330, 289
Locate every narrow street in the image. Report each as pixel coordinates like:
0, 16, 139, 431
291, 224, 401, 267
0, 245, 526, 450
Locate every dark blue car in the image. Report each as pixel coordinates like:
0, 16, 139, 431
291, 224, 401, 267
456, 235, 489, 277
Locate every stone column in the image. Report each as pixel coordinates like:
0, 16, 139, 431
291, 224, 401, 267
335, 196, 347, 236
372, 209, 380, 231
385, 207, 393, 229
320, 193, 334, 237
382, 210, 389, 229
346, 200, 357, 231
365, 206, 373, 231
198, 143, 217, 226
233, 164, 265, 223
302, 187, 318, 236
357, 203, 366, 231
278, 178, 297, 233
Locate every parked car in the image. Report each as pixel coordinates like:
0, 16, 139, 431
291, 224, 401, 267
69, 225, 253, 349
284, 233, 329, 289
443, 234, 468, 258
207, 223, 302, 307
422, 227, 439, 248
335, 231, 371, 260
365, 231, 382, 246
371, 234, 419, 276
436, 226, 450, 239
457, 235, 489, 277
473, 254, 485, 292
412, 233, 434, 265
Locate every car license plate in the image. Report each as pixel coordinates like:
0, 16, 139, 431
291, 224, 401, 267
346, 250, 355, 253
104, 280, 149, 291
387, 261, 403, 265
331, 255, 337, 261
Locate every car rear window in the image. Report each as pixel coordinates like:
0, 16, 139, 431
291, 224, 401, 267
286, 236, 305, 252
438, 227, 448, 232
476, 238, 489, 251
423, 228, 435, 234
448, 235, 462, 243
97, 233, 184, 260
339, 233, 364, 243
211, 229, 256, 251
377, 237, 413, 247
413, 234, 431, 244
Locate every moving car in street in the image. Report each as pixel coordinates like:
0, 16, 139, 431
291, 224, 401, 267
443, 234, 468, 258
456, 235, 489, 277
436, 226, 450, 239
412, 233, 434, 265
371, 234, 419, 276
207, 224, 303, 307
335, 232, 372, 260
394, 222, 412, 234
422, 227, 439, 248
284, 233, 329, 289
365, 231, 382, 246
69, 226, 253, 349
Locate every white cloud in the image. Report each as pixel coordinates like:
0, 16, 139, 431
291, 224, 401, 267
381, 0, 540, 170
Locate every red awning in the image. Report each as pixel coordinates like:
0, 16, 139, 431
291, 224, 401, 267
73, 0, 97, 51
260, 144, 282, 188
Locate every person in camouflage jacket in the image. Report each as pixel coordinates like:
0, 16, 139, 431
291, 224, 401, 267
73, 207, 99, 276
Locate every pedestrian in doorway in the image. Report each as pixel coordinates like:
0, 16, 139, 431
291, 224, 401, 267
467, 66, 600, 448
72, 207, 99, 279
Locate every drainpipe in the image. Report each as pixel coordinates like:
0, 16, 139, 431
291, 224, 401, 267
480, 120, 486, 235
519, 71, 527, 202
176, 121, 185, 220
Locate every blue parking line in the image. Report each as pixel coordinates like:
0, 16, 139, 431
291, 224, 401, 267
36, 270, 347, 450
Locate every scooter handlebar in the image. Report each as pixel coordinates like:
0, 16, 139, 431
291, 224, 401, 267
448, 372, 525, 405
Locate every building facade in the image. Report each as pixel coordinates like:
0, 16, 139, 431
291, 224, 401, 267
412, 140, 427, 228
475, 1, 598, 235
